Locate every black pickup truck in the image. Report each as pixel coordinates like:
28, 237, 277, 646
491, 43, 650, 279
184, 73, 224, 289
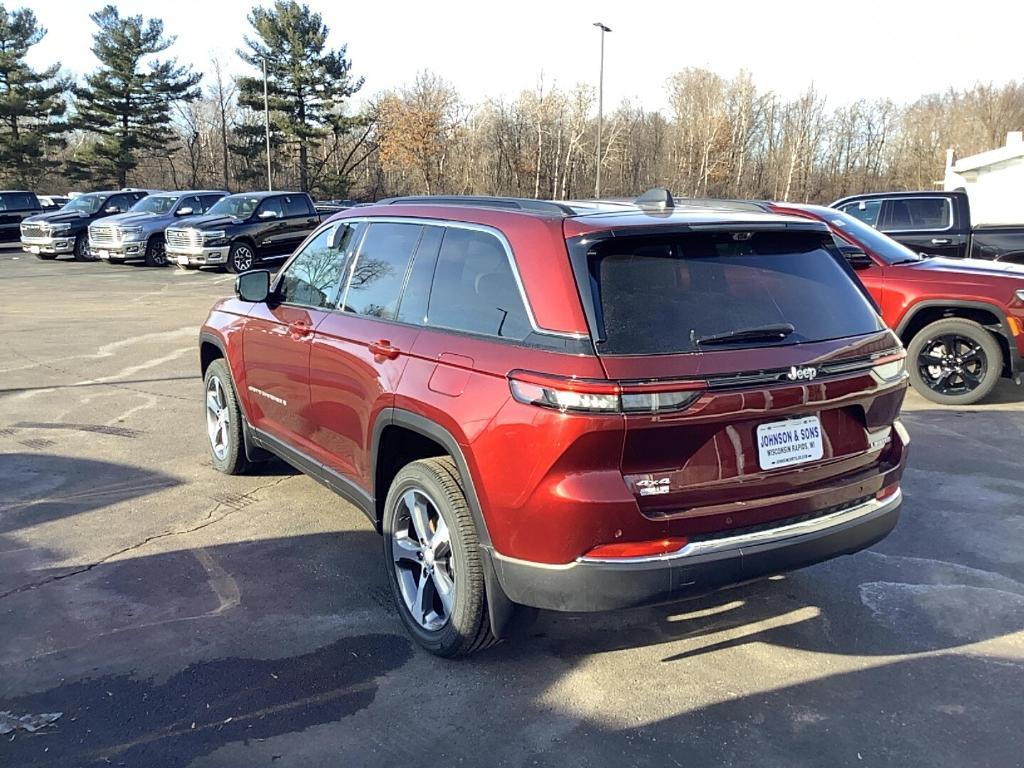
19, 189, 151, 260
165, 191, 321, 272
832, 190, 1024, 264
0, 191, 42, 242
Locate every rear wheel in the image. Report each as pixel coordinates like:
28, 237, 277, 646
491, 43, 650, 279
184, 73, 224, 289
72, 233, 91, 261
227, 242, 255, 273
907, 318, 1002, 405
383, 457, 496, 657
144, 236, 167, 267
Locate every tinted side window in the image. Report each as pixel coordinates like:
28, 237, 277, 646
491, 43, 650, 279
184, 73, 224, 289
178, 195, 201, 214
0, 193, 36, 210
839, 200, 881, 227
884, 198, 951, 231
340, 222, 423, 320
257, 197, 284, 218
278, 224, 355, 309
396, 226, 444, 324
105, 195, 132, 213
201, 194, 224, 212
426, 228, 531, 339
284, 195, 313, 217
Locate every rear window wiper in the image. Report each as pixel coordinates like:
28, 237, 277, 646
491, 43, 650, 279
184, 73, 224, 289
692, 323, 795, 347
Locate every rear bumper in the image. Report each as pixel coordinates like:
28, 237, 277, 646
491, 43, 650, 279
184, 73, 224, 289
491, 488, 902, 612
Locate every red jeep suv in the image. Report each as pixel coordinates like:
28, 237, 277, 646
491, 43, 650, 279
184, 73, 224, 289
198, 190, 910, 656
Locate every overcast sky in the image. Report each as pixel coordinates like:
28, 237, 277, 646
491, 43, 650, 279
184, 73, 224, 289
22, 0, 1024, 112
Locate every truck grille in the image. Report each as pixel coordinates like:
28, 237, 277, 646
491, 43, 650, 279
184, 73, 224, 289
90, 225, 119, 245
20, 222, 48, 239
166, 228, 201, 249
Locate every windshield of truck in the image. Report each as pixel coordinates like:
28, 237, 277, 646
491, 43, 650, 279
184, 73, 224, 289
62, 194, 104, 214
207, 195, 260, 218
130, 195, 177, 214
585, 229, 884, 355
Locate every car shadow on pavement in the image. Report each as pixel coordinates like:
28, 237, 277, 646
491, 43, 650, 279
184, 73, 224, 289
0, 452, 181, 537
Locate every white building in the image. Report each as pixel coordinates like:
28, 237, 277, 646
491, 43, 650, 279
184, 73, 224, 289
944, 131, 1024, 224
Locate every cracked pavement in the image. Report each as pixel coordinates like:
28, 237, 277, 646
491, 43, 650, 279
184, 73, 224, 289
1, 248, 1023, 767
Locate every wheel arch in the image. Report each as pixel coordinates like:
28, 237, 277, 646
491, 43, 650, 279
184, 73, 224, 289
896, 300, 1013, 378
371, 408, 523, 639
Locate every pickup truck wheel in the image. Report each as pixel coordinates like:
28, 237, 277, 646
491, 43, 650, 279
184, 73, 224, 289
383, 457, 497, 657
907, 318, 1002, 405
72, 233, 92, 261
203, 359, 250, 475
144, 237, 167, 267
227, 242, 255, 273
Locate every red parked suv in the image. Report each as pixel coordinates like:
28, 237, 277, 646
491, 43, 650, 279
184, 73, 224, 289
767, 203, 1024, 405
198, 190, 910, 656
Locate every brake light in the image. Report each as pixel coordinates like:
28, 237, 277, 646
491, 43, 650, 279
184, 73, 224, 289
508, 370, 704, 415
871, 351, 907, 383
876, 483, 900, 501
584, 537, 689, 560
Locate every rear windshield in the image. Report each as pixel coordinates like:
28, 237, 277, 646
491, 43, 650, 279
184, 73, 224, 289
584, 230, 884, 355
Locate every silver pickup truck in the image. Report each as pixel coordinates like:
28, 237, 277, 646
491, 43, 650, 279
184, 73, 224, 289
89, 190, 227, 266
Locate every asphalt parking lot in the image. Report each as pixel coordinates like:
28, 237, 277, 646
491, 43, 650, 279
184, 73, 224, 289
1, 246, 1023, 768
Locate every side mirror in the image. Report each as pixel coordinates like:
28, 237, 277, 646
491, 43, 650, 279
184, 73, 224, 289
176, 207, 194, 216
258, 209, 279, 220
235, 269, 271, 302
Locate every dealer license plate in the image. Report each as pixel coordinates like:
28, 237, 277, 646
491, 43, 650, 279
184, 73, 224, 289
756, 416, 823, 470
97, 250, 110, 259
177, 255, 189, 266
29, 245, 39, 254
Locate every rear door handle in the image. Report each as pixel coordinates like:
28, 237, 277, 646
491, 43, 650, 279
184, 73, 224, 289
930, 238, 951, 245
369, 339, 401, 360
288, 320, 313, 338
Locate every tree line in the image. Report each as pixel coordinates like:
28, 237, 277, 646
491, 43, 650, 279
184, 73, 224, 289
0, 0, 1021, 203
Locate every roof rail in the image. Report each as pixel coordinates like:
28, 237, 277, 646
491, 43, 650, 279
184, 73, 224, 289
377, 195, 578, 216
634, 187, 675, 211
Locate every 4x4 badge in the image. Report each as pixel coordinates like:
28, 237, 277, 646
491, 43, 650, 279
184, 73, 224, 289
787, 366, 818, 382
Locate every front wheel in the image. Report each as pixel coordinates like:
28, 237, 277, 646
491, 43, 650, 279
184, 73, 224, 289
203, 359, 250, 474
383, 457, 496, 657
906, 318, 1002, 405
144, 237, 167, 267
72, 233, 92, 261
227, 242, 255, 273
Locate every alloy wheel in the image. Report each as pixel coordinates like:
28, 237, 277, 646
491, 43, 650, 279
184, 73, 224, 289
232, 246, 253, 272
916, 333, 987, 397
205, 375, 231, 461
391, 488, 456, 632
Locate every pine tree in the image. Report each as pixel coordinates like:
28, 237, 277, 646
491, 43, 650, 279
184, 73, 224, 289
237, 0, 363, 192
71, 5, 201, 187
0, 4, 69, 187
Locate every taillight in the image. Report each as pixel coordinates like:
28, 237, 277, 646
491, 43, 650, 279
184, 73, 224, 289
871, 351, 907, 383
876, 483, 900, 501
583, 537, 690, 560
508, 370, 703, 415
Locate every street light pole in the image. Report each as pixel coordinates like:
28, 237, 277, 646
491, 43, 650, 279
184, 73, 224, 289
593, 23, 612, 199
262, 56, 272, 192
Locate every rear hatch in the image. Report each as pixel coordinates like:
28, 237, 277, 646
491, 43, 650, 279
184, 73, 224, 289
566, 222, 905, 532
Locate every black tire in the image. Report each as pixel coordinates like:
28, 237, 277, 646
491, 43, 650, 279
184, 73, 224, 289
907, 318, 1002, 405
227, 241, 255, 273
144, 236, 167, 267
34, 252, 57, 261
382, 457, 497, 657
72, 233, 92, 261
203, 359, 250, 475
